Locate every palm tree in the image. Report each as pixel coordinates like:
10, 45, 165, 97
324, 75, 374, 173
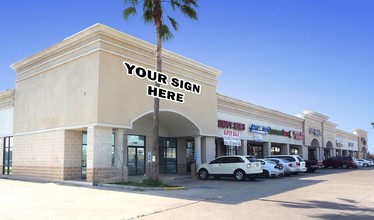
123, 0, 198, 180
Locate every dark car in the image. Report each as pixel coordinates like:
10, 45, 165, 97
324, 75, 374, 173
305, 159, 319, 173
323, 156, 357, 169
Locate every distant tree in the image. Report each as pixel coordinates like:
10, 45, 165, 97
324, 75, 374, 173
123, 0, 198, 180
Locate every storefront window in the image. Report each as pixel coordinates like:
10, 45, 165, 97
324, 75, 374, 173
159, 137, 177, 174
290, 147, 299, 155
248, 144, 264, 158
225, 145, 238, 155
271, 146, 281, 155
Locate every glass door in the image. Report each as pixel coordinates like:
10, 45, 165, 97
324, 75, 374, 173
81, 132, 87, 179
127, 135, 145, 176
186, 140, 194, 172
128, 147, 145, 175
2, 137, 13, 175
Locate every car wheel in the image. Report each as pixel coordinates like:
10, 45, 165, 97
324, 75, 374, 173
363, 163, 368, 167
262, 170, 269, 178
198, 169, 209, 180
234, 170, 246, 181
342, 164, 348, 169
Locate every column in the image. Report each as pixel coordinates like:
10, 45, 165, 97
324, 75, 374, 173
194, 136, 202, 166
264, 142, 271, 157
114, 129, 129, 182
201, 136, 216, 164
242, 139, 248, 156
86, 126, 114, 184
283, 144, 290, 155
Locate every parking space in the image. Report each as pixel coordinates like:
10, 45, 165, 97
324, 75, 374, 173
1, 168, 374, 220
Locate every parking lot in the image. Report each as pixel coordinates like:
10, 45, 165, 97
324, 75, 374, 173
1, 167, 374, 220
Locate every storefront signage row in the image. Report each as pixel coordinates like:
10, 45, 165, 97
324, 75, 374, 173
348, 142, 354, 147
309, 127, 321, 136
123, 61, 201, 104
250, 124, 304, 140
218, 120, 245, 130
361, 137, 367, 145
249, 124, 271, 134
269, 129, 305, 140
336, 139, 343, 147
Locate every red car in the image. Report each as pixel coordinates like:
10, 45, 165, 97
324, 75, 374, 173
323, 156, 357, 169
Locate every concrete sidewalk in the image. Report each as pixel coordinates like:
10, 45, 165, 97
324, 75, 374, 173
1, 168, 374, 220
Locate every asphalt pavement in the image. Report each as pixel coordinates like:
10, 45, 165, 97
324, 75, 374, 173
1, 167, 374, 220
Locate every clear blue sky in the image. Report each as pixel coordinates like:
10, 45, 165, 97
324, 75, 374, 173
1, 0, 373, 153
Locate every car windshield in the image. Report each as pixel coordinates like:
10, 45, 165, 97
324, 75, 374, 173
264, 159, 276, 164
297, 156, 304, 162
245, 156, 257, 162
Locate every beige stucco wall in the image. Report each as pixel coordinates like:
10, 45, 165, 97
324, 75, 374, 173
336, 129, 359, 151
0, 90, 14, 136
11, 24, 220, 137
96, 32, 219, 136
12, 51, 100, 133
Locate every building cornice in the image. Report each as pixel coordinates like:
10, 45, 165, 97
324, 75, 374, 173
11, 23, 221, 81
0, 89, 15, 109
217, 94, 304, 126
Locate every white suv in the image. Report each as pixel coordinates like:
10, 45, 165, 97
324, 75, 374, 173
197, 155, 263, 181
266, 155, 307, 173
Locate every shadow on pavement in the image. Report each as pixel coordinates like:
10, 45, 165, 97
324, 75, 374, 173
100, 168, 361, 205
259, 197, 374, 220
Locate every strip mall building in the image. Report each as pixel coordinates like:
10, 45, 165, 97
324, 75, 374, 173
0, 24, 369, 183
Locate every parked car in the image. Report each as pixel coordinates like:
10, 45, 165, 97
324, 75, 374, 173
266, 155, 307, 173
304, 159, 319, 173
354, 159, 363, 167
356, 159, 374, 167
257, 159, 285, 178
323, 156, 357, 169
267, 158, 297, 176
197, 155, 263, 181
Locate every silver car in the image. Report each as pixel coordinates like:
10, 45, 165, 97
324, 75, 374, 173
266, 155, 307, 173
267, 158, 298, 176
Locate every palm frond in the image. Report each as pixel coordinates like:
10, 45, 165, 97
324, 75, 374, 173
123, 7, 137, 20
180, 5, 198, 20
143, 9, 153, 23
168, 16, 179, 31
170, 0, 181, 10
143, 0, 153, 10
124, 0, 139, 5
182, 0, 198, 7
160, 24, 173, 41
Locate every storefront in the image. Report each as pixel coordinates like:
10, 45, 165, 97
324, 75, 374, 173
216, 95, 305, 159
0, 24, 369, 184
7, 24, 220, 183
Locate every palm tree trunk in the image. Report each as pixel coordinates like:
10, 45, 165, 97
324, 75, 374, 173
150, 0, 162, 180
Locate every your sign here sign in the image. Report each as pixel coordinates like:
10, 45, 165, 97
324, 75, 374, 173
123, 61, 201, 104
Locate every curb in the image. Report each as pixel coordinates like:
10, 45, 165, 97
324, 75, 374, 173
98, 183, 186, 191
